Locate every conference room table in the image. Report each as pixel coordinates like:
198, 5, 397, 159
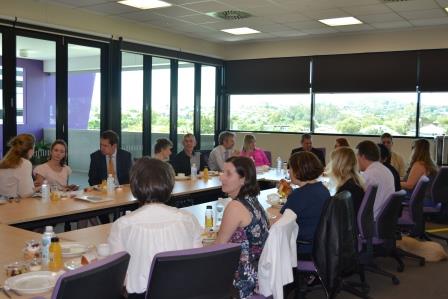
0, 188, 283, 299
0, 169, 285, 231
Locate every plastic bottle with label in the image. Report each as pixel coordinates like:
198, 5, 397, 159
276, 157, 282, 172
205, 205, 214, 229
48, 237, 63, 271
41, 180, 50, 203
190, 163, 198, 180
215, 199, 224, 226
41, 226, 55, 266
107, 174, 115, 196
203, 167, 209, 181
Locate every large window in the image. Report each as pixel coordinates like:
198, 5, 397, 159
200, 65, 216, 149
420, 92, 448, 137
151, 57, 170, 154
229, 94, 311, 132
314, 93, 417, 136
121, 52, 143, 158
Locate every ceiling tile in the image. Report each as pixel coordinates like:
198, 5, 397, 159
398, 8, 447, 20
271, 30, 309, 38
335, 24, 375, 32
267, 13, 311, 23
119, 10, 170, 22
371, 21, 412, 29
179, 13, 220, 24
253, 23, 296, 33
300, 27, 338, 34
285, 20, 327, 30
82, 2, 137, 15
358, 12, 405, 23
153, 6, 198, 17
386, 0, 439, 12
342, 4, 393, 16
182, 1, 234, 13
45, 0, 110, 8
435, 0, 448, 6
302, 8, 351, 19
410, 17, 448, 26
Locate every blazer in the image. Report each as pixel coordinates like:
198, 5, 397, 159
290, 147, 326, 166
170, 150, 207, 176
88, 149, 132, 186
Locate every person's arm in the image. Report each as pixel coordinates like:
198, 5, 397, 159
17, 160, 34, 198
258, 149, 270, 166
88, 153, 99, 186
108, 221, 125, 254
400, 162, 426, 190
397, 154, 406, 178
211, 147, 226, 171
215, 200, 246, 244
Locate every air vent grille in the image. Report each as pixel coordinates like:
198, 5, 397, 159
208, 10, 252, 20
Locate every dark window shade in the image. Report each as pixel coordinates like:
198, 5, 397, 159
225, 57, 310, 94
419, 49, 448, 91
313, 51, 418, 92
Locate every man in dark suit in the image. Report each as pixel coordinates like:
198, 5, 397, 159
88, 130, 132, 186
291, 133, 326, 166
170, 133, 206, 175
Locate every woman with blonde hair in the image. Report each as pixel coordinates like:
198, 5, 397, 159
240, 134, 270, 167
328, 147, 365, 215
0, 134, 35, 197
401, 139, 438, 191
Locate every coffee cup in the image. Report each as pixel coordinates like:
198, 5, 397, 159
97, 243, 110, 257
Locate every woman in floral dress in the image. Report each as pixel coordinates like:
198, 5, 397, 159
216, 156, 270, 298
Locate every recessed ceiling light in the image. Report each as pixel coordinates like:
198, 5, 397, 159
117, 0, 172, 10
221, 27, 260, 35
319, 16, 362, 26
445, 7, 448, 13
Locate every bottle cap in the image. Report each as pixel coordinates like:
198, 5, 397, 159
43, 179, 48, 184
206, 205, 212, 209
45, 226, 53, 232
108, 174, 113, 177
51, 237, 59, 242
192, 163, 196, 167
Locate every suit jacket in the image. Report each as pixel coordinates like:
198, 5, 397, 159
290, 147, 326, 166
88, 149, 132, 186
170, 150, 206, 176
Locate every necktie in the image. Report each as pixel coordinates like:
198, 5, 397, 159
108, 155, 115, 178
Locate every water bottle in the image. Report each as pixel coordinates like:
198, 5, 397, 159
191, 163, 198, 180
107, 174, 115, 196
276, 157, 282, 173
41, 180, 50, 203
215, 199, 224, 226
205, 205, 214, 229
41, 226, 55, 266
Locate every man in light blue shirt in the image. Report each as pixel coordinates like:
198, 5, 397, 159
208, 131, 238, 171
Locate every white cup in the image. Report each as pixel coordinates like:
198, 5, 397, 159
267, 193, 280, 203
97, 243, 110, 257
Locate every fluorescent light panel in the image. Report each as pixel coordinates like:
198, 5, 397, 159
445, 7, 448, 13
221, 27, 260, 35
117, 0, 172, 10
319, 16, 362, 26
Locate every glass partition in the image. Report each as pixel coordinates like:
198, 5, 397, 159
200, 65, 216, 149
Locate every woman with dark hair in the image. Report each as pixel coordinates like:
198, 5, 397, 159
401, 139, 438, 191
281, 151, 330, 258
108, 157, 202, 298
216, 156, 269, 299
33, 139, 73, 189
0, 133, 35, 197
377, 143, 401, 191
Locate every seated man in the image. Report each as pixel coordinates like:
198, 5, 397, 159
153, 138, 173, 162
381, 133, 406, 178
208, 131, 238, 171
356, 140, 395, 220
378, 143, 401, 191
291, 133, 325, 166
88, 130, 133, 186
170, 133, 206, 175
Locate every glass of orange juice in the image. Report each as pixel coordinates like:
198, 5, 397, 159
50, 184, 61, 202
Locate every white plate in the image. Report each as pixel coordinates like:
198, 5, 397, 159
64, 258, 82, 270
4, 271, 57, 295
61, 242, 89, 257
175, 176, 190, 181
75, 195, 113, 203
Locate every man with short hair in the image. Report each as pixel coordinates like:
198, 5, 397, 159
381, 133, 406, 177
291, 133, 326, 166
88, 130, 133, 186
153, 138, 173, 161
170, 133, 206, 175
208, 131, 238, 171
356, 140, 395, 220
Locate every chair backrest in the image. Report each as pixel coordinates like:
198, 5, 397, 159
431, 166, 448, 204
199, 149, 211, 167
52, 252, 130, 299
146, 243, 241, 299
258, 209, 299, 299
375, 190, 407, 240
264, 150, 272, 165
357, 185, 378, 241
408, 175, 430, 224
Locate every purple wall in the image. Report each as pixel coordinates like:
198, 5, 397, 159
68, 72, 96, 129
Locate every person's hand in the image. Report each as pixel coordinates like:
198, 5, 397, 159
34, 180, 42, 187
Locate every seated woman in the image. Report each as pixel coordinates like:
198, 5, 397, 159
328, 147, 365, 216
33, 139, 73, 190
334, 137, 350, 149
153, 138, 172, 161
0, 134, 35, 198
401, 139, 438, 192
240, 134, 270, 167
108, 157, 202, 298
216, 156, 269, 299
280, 151, 330, 258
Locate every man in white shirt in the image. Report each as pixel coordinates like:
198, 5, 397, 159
356, 140, 395, 220
380, 133, 406, 177
208, 131, 239, 171
108, 157, 202, 297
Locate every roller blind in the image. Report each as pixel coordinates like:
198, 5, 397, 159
419, 49, 448, 92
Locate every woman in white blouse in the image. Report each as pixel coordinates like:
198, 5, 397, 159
0, 134, 35, 198
33, 139, 72, 189
108, 157, 202, 298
